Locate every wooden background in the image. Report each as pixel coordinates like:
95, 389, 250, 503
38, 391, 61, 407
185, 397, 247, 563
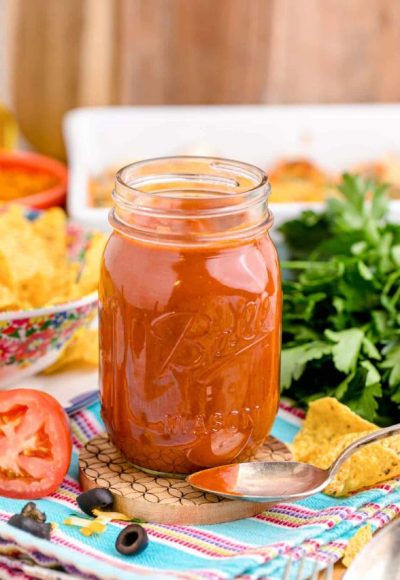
6, 0, 400, 157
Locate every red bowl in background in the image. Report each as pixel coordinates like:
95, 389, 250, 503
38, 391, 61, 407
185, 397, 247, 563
0, 151, 68, 209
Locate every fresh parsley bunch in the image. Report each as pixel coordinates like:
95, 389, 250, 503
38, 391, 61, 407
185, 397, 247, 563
280, 174, 400, 424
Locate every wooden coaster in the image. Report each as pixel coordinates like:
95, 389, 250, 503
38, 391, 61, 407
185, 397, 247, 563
79, 434, 291, 525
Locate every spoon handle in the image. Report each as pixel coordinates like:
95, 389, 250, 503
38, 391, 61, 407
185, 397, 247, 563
328, 423, 400, 478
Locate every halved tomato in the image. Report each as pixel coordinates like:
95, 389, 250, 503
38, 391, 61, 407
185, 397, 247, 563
0, 389, 72, 499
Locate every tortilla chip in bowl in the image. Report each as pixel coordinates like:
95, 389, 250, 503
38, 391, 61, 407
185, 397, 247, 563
0, 205, 106, 387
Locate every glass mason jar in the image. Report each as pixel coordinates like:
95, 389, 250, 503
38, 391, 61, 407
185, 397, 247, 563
99, 157, 281, 475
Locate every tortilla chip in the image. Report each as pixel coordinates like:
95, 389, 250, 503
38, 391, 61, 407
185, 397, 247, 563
0, 250, 15, 290
0, 284, 28, 311
292, 398, 400, 496
0, 203, 26, 226
43, 328, 99, 374
325, 434, 400, 496
31, 207, 67, 262
0, 204, 106, 312
0, 204, 57, 287
343, 525, 373, 567
291, 397, 377, 464
76, 233, 106, 296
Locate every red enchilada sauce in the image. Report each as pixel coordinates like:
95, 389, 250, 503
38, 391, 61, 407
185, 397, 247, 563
100, 158, 281, 474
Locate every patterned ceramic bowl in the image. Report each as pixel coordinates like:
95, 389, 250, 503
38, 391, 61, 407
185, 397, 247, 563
0, 216, 99, 388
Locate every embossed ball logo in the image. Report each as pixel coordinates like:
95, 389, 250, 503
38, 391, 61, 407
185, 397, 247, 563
149, 293, 271, 377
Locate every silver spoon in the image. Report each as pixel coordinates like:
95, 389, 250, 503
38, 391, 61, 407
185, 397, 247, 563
186, 423, 400, 502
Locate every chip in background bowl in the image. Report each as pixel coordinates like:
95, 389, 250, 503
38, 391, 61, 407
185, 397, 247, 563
0, 205, 106, 388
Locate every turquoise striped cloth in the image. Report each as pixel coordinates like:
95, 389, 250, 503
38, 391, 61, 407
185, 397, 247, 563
0, 401, 399, 579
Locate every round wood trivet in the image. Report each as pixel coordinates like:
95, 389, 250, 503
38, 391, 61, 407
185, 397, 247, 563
79, 434, 291, 525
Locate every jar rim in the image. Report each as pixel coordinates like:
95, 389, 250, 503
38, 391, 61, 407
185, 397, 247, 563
111, 156, 272, 247
114, 156, 269, 203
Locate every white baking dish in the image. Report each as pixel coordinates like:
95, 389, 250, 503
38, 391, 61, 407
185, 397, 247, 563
64, 104, 400, 231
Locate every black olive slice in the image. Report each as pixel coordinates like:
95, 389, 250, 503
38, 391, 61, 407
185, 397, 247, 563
8, 514, 52, 540
77, 488, 114, 516
21, 502, 47, 523
115, 524, 148, 556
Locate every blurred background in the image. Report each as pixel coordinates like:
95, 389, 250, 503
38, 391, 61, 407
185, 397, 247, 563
1, 0, 400, 159
1, 0, 400, 399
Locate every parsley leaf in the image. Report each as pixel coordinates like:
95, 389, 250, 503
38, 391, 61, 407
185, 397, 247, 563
281, 342, 332, 390
324, 329, 364, 374
280, 174, 400, 424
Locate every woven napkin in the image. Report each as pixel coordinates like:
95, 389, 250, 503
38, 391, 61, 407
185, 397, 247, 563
0, 401, 399, 580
